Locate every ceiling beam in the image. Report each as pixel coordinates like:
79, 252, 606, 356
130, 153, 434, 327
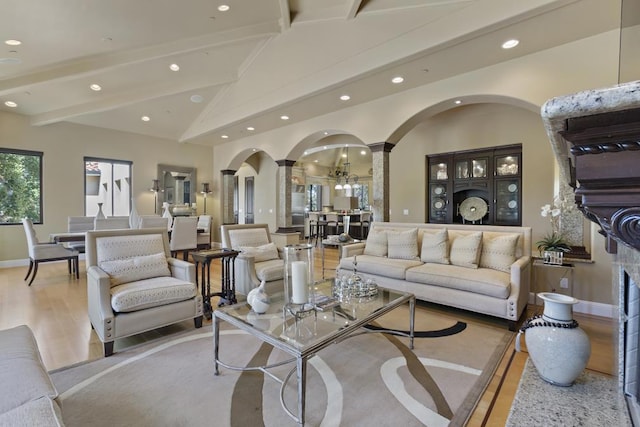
0, 21, 280, 97
279, 0, 291, 31
346, 0, 364, 20
30, 74, 236, 126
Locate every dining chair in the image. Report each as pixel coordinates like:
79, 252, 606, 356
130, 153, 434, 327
22, 218, 79, 286
139, 215, 170, 229
307, 212, 319, 245
170, 216, 198, 260
196, 215, 212, 249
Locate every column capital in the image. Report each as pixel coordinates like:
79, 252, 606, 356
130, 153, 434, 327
368, 142, 395, 153
220, 169, 236, 176
276, 159, 296, 167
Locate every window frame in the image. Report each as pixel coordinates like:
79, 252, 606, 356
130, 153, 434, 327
0, 148, 43, 225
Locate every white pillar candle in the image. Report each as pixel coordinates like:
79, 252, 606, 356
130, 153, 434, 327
291, 261, 308, 304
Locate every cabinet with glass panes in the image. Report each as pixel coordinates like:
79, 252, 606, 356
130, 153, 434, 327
426, 144, 521, 225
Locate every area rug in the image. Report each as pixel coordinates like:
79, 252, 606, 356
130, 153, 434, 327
506, 359, 631, 426
51, 305, 512, 427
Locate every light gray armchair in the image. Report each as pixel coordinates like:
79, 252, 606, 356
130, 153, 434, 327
220, 224, 284, 296
85, 228, 203, 356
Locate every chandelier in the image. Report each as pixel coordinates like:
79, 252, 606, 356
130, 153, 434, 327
332, 148, 360, 190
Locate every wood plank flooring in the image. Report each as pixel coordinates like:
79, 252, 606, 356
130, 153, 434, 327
0, 246, 616, 425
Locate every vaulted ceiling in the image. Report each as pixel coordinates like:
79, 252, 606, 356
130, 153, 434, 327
0, 0, 621, 145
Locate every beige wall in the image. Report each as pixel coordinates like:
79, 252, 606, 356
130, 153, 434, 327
0, 112, 213, 264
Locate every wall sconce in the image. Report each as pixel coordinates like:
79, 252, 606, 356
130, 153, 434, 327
201, 182, 212, 214
150, 179, 161, 214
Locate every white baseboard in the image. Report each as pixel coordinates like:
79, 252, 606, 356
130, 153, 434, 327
528, 292, 614, 319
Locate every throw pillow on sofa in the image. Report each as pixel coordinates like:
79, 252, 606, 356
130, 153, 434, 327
363, 229, 388, 257
238, 242, 279, 262
450, 232, 483, 269
420, 229, 450, 264
99, 252, 171, 286
479, 233, 519, 272
387, 228, 419, 260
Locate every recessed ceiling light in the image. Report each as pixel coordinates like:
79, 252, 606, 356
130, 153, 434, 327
342, 153, 347, 158
247, 126, 255, 131
221, 134, 229, 139
314, 160, 319, 163
190, 94, 203, 103
4, 39, 21, 46
280, 115, 289, 120
89, 84, 102, 91
360, 150, 366, 155
323, 146, 327, 149
502, 39, 519, 49
5, 101, 17, 108
169, 63, 180, 71
252, 148, 257, 152
391, 76, 404, 84
340, 94, 351, 101
218, 5, 230, 12
141, 116, 150, 122
454, 100, 462, 105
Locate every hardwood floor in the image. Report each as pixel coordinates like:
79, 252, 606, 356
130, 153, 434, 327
0, 247, 616, 425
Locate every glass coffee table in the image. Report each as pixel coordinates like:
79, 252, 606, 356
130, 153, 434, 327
213, 280, 415, 425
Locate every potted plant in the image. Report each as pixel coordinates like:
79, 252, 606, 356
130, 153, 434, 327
536, 201, 571, 264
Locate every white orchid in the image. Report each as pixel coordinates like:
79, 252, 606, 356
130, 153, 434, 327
540, 204, 561, 218
537, 198, 571, 254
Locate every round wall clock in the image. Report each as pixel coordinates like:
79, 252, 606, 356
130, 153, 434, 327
459, 197, 488, 222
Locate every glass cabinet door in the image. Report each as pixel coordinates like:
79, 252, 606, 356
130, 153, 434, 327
496, 155, 519, 176
430, 184, 448, 221
430, 162, 448, 181
495, 179, 520, 224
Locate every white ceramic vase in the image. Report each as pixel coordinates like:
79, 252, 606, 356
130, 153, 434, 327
247, 280, 270, 314
518, 292, 591, 386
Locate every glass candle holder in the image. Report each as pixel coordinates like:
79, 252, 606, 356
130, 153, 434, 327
284, 244, 315, 306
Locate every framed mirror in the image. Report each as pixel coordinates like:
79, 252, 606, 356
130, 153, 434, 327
157, 164, 197, 215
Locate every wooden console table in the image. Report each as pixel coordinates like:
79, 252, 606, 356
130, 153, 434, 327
191, 248, 240, 319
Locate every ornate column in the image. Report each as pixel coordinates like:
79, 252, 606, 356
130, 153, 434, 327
276, 160, 295, 233
368, 142, 394, 223
220, 169, 236, 225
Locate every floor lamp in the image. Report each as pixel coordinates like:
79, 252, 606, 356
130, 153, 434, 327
150, 179, 160, 214
201, 183, 212, 214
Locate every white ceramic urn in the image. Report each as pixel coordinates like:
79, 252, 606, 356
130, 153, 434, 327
518, 292, 591, 386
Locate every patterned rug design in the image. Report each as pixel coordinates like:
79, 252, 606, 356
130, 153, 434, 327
51, 305, 511, 426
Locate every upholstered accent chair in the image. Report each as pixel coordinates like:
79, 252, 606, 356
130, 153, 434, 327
85, 228, 203, 356
22, 218, 79, 286
220, 223, 284, 295
196, 215, 212, 249
169, 216, 198, 260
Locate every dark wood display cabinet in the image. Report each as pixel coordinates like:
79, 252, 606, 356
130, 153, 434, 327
426, 144, 521, 226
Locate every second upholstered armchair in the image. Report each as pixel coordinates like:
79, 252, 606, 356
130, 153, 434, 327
220, 223, 284, 296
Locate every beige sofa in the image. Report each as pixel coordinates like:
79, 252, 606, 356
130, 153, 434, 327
86, 228, 203, 356
338, 222, 532, 330
0, 325, 64, 426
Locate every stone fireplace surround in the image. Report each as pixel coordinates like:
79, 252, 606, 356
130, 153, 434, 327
542, 80, 640, 424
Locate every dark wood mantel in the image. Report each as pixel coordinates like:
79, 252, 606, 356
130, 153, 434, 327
542, 82, 640, 254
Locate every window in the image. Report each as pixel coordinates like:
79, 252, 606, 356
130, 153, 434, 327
0, 148, 43, 225
307, 184, 323, 212
354, 184, 369, 210
84, 157, 132, 217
